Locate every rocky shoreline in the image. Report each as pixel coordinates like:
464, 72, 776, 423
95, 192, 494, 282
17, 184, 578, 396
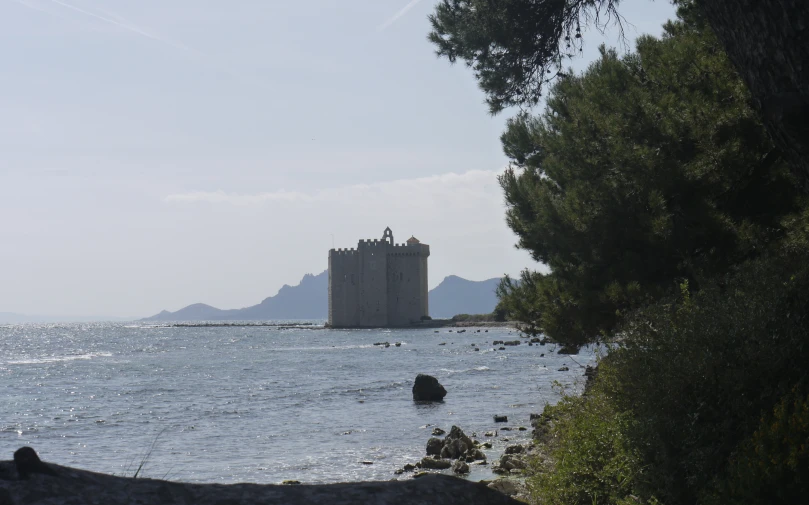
393, 364, 596, 501
388, 420, 543, 501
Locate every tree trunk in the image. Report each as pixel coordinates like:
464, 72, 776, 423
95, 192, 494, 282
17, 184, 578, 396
699, 0, 809, 190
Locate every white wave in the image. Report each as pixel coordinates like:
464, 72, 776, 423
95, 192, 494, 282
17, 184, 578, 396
276, 344, 376, 352
440, 366, 491, 376
6, 352, 112, 365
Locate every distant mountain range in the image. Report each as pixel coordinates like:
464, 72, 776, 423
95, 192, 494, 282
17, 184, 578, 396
428, 275, 501, 317
142, 272, 501, 322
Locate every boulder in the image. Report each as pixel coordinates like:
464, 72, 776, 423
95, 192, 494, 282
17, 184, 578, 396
440, 439, 467, 460
491, 465, 510, 475
412, 374, 447, 402
493, 415, 508, 423
437, 426, 475, 459
452, 460, 470, 475
488, 479, 524, 497
419, 457, 452, 470
466, 449, 486, 462
445, 426, 474, 450
426, 438, 443, 456
504, 445, 523, 455
403, 463, 416, 471
498, 455, 526, 471
431, 427, 446, 436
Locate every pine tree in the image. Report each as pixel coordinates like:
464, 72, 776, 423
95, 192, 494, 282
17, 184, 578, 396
493, 11, 801, 344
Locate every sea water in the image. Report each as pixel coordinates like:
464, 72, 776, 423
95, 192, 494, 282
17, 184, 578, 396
0, 322, 596, 483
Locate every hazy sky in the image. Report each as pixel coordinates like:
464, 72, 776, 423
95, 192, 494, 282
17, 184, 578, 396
0, 0, 676, 318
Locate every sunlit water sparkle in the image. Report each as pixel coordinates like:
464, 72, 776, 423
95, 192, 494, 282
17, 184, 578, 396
0, 322, 596, 483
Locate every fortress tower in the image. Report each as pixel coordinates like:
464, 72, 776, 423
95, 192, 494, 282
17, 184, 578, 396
328, 227, 430, 328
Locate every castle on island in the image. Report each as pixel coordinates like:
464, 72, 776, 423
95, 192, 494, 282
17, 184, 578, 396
328, 227, 430, 328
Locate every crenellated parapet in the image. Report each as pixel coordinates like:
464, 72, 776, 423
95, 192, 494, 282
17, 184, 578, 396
329, 248, 358, 256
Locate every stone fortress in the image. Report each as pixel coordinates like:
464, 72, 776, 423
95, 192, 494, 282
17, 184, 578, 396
328, 227, 430, 328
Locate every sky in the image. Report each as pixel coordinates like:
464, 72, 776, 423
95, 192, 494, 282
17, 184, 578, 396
0, 0, 677, 318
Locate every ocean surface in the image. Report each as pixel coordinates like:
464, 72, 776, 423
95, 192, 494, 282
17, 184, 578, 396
0, 322, 597, 484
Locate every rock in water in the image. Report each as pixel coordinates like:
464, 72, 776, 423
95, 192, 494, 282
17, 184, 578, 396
452, 460, 470, 475
419, 457, 452, 470
504, 445, 524, 455
441, 426, 475, 459
466, 449, 486, 461
493, 415, 508, 423
412, 374, 447, 402
426, 437, 443, 456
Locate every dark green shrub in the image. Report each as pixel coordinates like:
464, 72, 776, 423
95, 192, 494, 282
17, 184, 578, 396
704, 386, 809, 505
450, 313, 496, 322
528, 388, 656, 505
598, 250, 809, 504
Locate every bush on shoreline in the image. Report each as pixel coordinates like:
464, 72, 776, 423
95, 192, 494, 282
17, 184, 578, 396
528, 388, 653, 505
450, 313, 499, 323
528, 246, 809, 505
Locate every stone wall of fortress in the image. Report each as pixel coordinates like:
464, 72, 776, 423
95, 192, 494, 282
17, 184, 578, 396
328, 231, 429, 328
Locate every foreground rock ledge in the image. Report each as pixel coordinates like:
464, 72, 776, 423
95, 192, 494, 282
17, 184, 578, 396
0, 451, 520, 505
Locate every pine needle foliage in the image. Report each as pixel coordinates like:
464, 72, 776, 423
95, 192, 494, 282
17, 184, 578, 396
495, 7, 801, 345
